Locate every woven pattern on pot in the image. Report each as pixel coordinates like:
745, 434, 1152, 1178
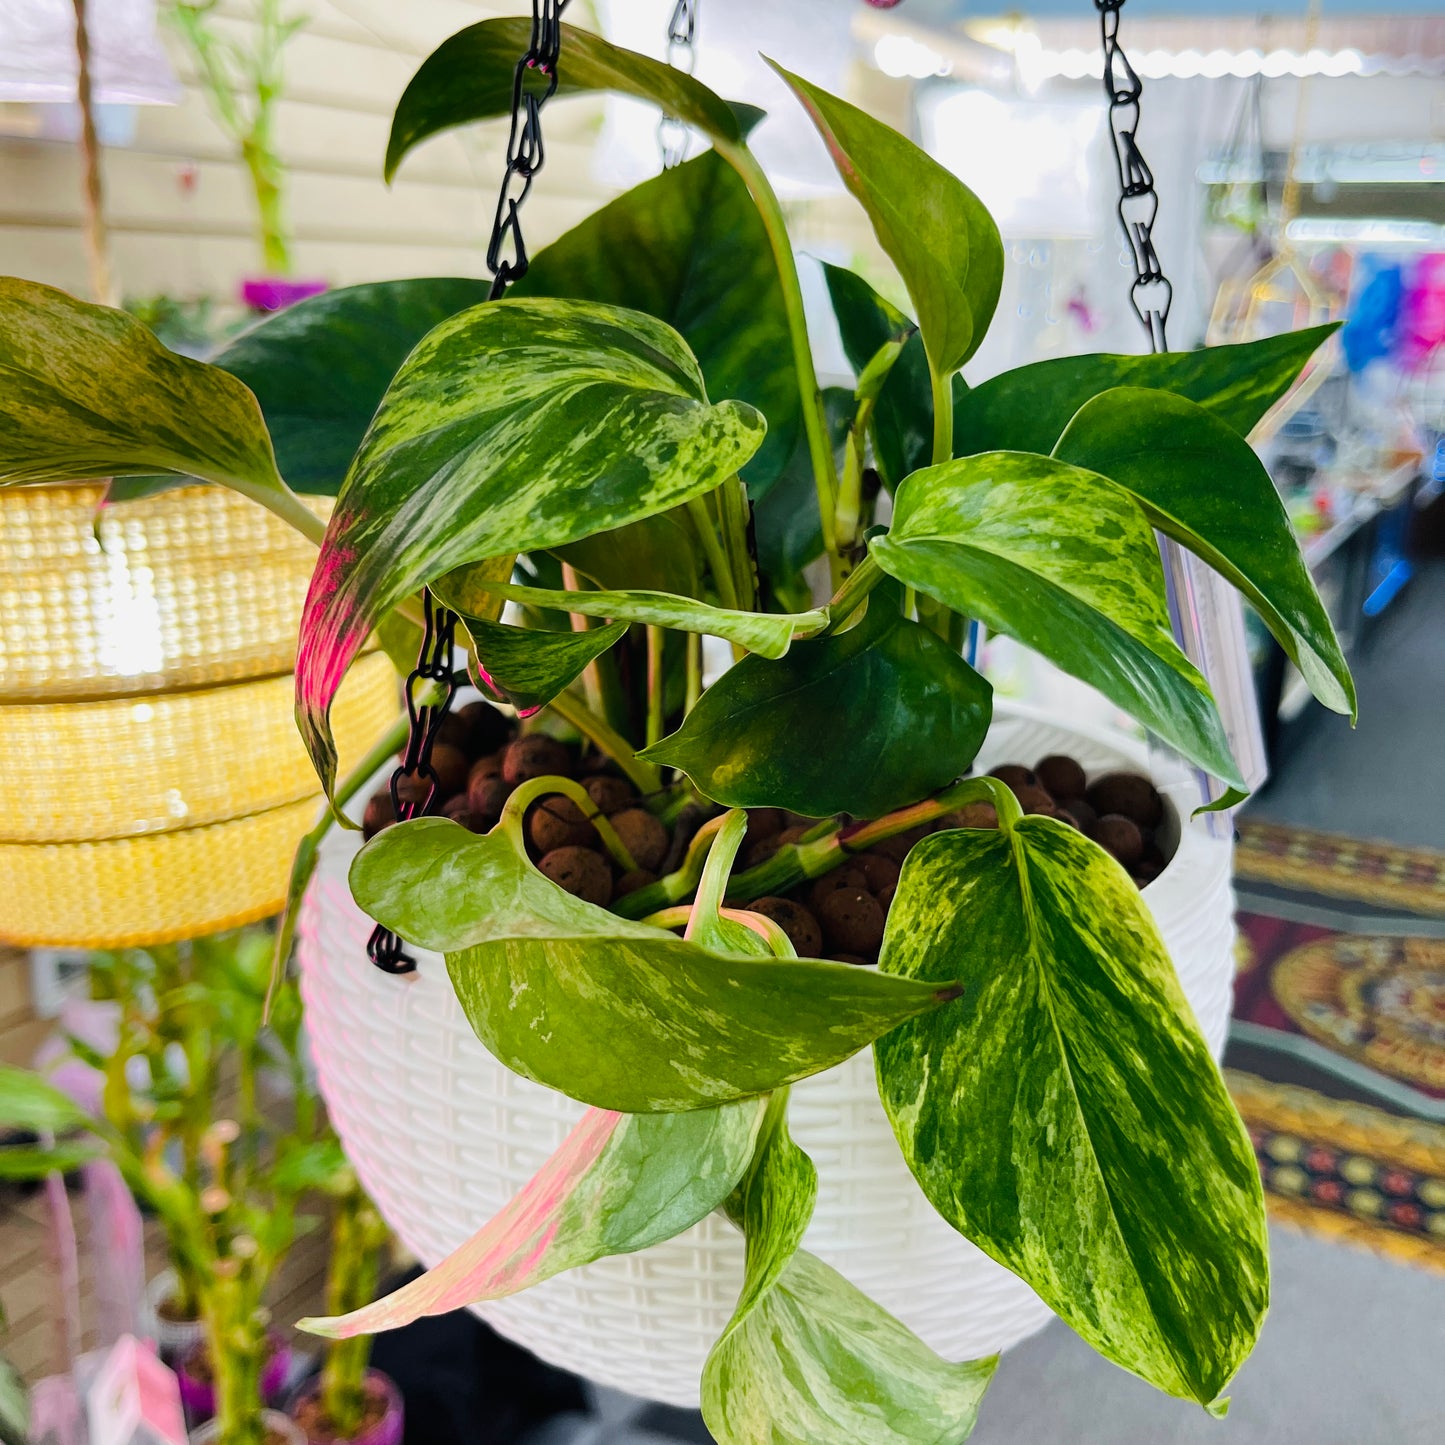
2, 652, 396, 843
297, 704, 1237, 1408
0, 482, 328, 702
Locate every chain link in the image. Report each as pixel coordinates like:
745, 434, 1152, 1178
658, 0, 699, 169
368, 0, 569, 974
1095, 0, 1172, 354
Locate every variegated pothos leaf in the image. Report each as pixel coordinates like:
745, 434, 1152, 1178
295, 297, 765, 794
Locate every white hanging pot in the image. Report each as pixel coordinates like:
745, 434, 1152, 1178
296, 701, 1236, 1409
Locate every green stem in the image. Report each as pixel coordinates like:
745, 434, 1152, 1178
645, 626, 665, 748
686, 498, 740, 612
930, 362, 955, 468
547, 690, 660, 795
231, 476, 326, 546
683, 810, 747, 941
685, 631, 702, 714
610, 815, 727, 919
499, 775, 641, 873
835, 392, 880, 561
560, 564, 606, 717
717, 140, 841, 581
825, 553, 884, 630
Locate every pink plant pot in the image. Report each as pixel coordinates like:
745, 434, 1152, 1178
288, 1370, 403, 1445
239, 277, 328, 312
177, 1332, 292, 1422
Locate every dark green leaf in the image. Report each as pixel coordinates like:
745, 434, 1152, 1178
553, 511, 700, 599
642, 583, 993, 817
875, 805, 1268, 1406
702, 1094, 994, 1445
0, 278, 318, 537
296, 296, 765, 795
0, 1065, 96, 1135
302, 1099, 766, 1339
459, 613, 628, 715
1054, 387, 1354, 720
387, 19, 740, 182
770, 64, 1002, 376
515, 152, 798, 496
455, 580, 827, 661
954, 325, 1339, 458
349, 818, 957, 1113
871, 454, 1242, 786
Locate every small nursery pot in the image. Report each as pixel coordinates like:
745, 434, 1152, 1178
190, 1408, 305, 1445
145, 1268, 206, 1362
178, 1332, 292, 1421
288, 1370, 404, 1445
239, 276, 328, 312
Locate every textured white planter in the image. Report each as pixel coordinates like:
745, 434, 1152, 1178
297, 703, 1236, 1408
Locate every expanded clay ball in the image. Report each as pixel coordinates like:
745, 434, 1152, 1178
1086, 772, 1163, 829
869, 822, 934, 863
467, 772, 513, 823
940, 801, 998, 830
442, 794, 479, 831
456, 699, 512, 758
1036, 754, 1087, 802
362, 789, 395, 841
528, 797, 598, 853
582, 774, 635, 816
614, 868, 658, 898
747, 897, 822, 957
1133, 851, 1166, 888
1013, 784, 1057, 816
538, 846, 612, 906
876, 881, 897, 914
829, 953, 869, 966
817, 888, 885, 957
1058, 798, 1097, 834
989, 764, 1038, 795
743, 808, 786, 846
611, 808, 669, 873
856, 852, 900, 896
429, 743, 471, 800
808, 867, 869, 914
394, 770, 432, 806
502, 735, 573, 785
1090, 813, 1144, 867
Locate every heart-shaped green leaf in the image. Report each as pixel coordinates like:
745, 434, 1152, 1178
954, 325, 1338, 458
386, 19, 741, 183
870, 454, 1242, 786
770, 64, 1002, 377
300, 1097, 767, 1339
455, 581, 827, 661
0, 277, 318, 537
702, 1094, 995, 1445
642, 584, 993, 818
1054, 387, 1355, 720
350, 818, 956, 1112
296, 296, 765, 795
515, 151, 798, 497
456, 613, 628, 716
875, 805, 1268, 1406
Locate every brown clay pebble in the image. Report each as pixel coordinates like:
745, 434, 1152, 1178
989, 764, 1038, 794
1090, 813, 1144, 867
869, 823, 934, 863
502, 735, 573, 785
582, 775, 635, 816
528, 797, 598, 853
441, 794, 480, 831
394, 771, 432, 806
468, 752, 504, 785
362, 789, 395, 840
1013, 784, 1058, 816
940, 801, 998, 830
816, 888, 885, 956
743, 836, 784, 869
456, 699, 512, 758
877, 881, 897, 914
432, 714, 473, 753
1036, 754, 1087, 802
611, 808, 669, 873
538, 846, 612, 906
1086, 771, 1163, 829
775, 825, 811, 847
614, 868, 659, 899
743, 808, 786, 846
1059, 798, 1097, 834
1134, 852, 1166, 886
807, 867, 869, 914
429, 743, 471, 799
468, 772, 514, 822
747, 897, 822, 957
856, 852, 901, 895
828, 953, 870, 966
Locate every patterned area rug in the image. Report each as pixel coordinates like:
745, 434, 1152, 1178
1229, 822, 1445, 1271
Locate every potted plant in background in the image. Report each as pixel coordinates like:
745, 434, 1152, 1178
0, 12, 1356, 1443
167, 0, 324, 313
0, 930, 393, 1445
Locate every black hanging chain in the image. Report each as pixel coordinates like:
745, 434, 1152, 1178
659, 0, 699, 169
368, 0, 569, 975
1096, 0, 1172, 355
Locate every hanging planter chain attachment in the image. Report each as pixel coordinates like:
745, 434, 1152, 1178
659, 0, 699, 169
368, 0, 571, 975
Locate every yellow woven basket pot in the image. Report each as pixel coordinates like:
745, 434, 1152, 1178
0, 483, 400, 948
